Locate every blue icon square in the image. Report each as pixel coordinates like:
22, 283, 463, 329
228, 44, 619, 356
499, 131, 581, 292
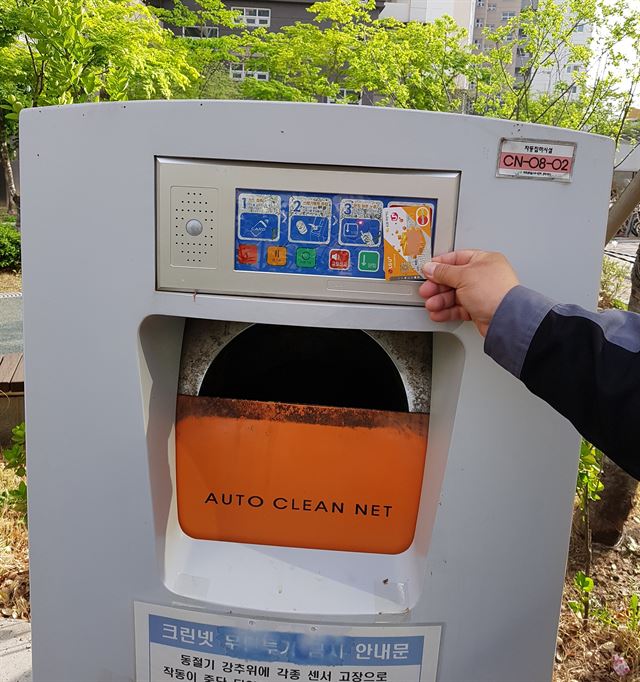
339, 218, 381, 246
238, 212, 280, 241
289, 215, 329, 243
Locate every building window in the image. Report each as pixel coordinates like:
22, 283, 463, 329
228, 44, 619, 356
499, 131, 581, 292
566, 64, 580, 72
569, 85, 578, 94
477, 0, 484, 6
474, 39, 483, 48
488, 3, 497, 9
475, 18, 484, 27
229, 64, 270, 81
487, 23, 495, 29
574, 23, 588, 32
328, 89, 362, 105
502, 11, 516, 20
232, 7, 271, 27
180, 26, 219, 38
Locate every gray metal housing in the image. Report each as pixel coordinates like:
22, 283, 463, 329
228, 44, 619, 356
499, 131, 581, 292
20, 101, 613, 682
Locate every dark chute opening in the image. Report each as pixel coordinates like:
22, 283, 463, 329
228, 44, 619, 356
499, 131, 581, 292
199, 324, 408, 412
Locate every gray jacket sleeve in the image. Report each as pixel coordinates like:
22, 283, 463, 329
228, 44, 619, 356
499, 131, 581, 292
484, 285, 640, 480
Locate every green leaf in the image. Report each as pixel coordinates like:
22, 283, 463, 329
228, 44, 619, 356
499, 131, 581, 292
568, 600, 583, 616
574, 571, 594, 592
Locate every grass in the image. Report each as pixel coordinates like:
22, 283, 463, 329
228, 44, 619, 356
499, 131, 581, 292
600, 256, 631, 310
0, 209, 16, 226
0, 207, 26, 619
0, 465, 29, 620
554, 509, 640, 680
0, 270, 21, 293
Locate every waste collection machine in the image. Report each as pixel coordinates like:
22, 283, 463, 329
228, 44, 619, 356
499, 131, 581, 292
20, 101, 614, 682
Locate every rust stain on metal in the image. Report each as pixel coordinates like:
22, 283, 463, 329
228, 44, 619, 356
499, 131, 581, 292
365, 330, 432, 413
178, 320, 252, 396
177, 394, 429, 435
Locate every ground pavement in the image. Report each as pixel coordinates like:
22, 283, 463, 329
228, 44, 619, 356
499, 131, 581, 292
0, 619, 31, 682
0, 294, 22, 355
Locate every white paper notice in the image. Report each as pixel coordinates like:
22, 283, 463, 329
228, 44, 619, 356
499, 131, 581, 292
134, 603, 441, 682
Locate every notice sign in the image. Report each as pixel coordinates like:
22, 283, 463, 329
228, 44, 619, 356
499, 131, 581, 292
134, 603, 442, 682
497, 139, 576, 182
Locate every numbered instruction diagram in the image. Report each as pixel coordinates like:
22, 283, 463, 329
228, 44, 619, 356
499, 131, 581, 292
135, 603, 441, 682
235, 189, 437, 279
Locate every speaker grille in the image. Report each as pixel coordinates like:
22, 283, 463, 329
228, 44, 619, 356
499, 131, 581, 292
170, 186, 218, 268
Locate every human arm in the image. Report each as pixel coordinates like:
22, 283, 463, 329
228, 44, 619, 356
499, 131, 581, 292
419, 251, 640, 480
485, 286, 640, 480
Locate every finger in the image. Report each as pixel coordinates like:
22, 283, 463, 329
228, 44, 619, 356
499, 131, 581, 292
424, 289, 456, 312
422, 261, 464, 288
418, 280, 454, 299
428, 306, 472, 323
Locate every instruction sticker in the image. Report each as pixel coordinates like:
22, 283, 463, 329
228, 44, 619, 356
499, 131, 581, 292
497, 139, 576, 182
135, 603, 442, 682
338, 199, 383, 247
288, 195, 332, 244
234, 189, 437, 280
237, 193, 282, 241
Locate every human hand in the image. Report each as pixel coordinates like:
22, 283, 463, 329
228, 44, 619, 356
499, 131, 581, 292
418, 250, 519, 337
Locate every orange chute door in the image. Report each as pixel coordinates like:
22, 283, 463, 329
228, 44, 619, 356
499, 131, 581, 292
176, 395, 428, 555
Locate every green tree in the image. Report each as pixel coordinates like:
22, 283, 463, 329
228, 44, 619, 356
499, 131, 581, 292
470, 0, 640, 138
235, 0, 473, 110
0, 0, 236, 217
620, 119, 640, 145
0, 39, 24, 215
150, 0, 242, 99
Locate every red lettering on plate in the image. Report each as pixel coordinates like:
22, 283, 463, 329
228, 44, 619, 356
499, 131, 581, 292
499, 152, 573, 174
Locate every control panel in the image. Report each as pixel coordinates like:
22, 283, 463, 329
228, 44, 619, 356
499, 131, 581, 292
234, 188, 437, 279
156, 158, 459, 305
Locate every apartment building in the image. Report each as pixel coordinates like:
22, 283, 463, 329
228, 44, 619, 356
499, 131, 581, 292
472, 0, 521, 75
380, 0, 475, 43
528, 18, 591, 96
472, 0, 591, 90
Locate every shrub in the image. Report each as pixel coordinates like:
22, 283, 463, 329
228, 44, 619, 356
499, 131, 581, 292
600, 256, 628, 310
0, 224, 21, 270
0, 422, 27, 523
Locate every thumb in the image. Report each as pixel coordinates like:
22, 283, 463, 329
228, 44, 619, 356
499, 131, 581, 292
423, 261, 463, 288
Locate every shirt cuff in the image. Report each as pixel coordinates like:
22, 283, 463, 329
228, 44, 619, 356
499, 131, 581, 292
484, 285, 557, 379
